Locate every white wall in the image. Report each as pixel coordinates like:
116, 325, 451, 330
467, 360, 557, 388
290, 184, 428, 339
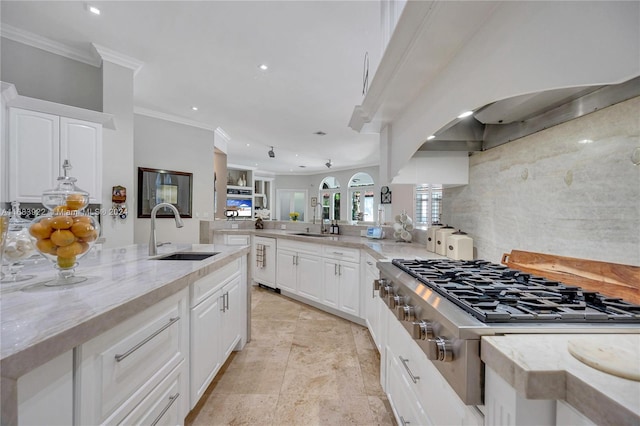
101, 61, 134, 248
134, 114, 214, 244
442, 96, 640, 266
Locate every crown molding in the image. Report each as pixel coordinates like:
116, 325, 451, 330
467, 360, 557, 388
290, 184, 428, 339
1, 24, 100, 67
91, 43, 144, 75
134, 107, 216, 131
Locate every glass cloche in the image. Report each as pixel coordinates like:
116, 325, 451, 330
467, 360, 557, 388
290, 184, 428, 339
29, 161, 100, 286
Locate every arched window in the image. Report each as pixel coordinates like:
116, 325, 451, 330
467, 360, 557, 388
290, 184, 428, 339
348, 172, 375, 223
319, 177, 341, 221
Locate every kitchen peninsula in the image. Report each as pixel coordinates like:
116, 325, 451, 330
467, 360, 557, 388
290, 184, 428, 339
0, 243, 249, 425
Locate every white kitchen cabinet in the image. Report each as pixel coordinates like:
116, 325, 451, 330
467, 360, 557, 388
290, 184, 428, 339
322, 258, 360, 316
363, 254, 382, 353
253, 236, 276, 288
556, 400, 596, 426
75, 288, 189, 425
484, 367, 556, 426
276, 240, 322, 299
190, 257, 246, 409
383, 297, 483, 426
9, 107, 102, 203
17, 350, 73, 426
190, 286, 223, 407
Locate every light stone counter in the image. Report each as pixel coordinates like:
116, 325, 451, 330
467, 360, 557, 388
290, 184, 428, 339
212, 228, 446, 261
0, 243, 249, 420
481, 334, 640, 425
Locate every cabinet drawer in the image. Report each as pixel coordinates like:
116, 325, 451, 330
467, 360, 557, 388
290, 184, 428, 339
225, 234, 250, 245
77, 290, 187, 425
191, 258, 241, 307
278, 239, 321, 255
322, 245, 360, 262
118, 363, 184, 426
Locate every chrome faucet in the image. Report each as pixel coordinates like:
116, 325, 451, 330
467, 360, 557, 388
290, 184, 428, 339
149, 203, 184, 256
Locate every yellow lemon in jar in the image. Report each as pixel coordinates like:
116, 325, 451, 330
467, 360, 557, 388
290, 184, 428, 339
50, 215, 74, 230
30, 222, 53, 240
57, 242, 83, 258
50, 229, 75, 247
65, 194, 86, 210
52, 205, 69, 215
73, 216, 92, 224
80, 229, 98, 242
57, 256, 76, 269
70, 222, 95, 239
36, 238, 57, 255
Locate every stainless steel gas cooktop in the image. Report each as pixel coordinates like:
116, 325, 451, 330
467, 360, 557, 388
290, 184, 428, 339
392, 259, 640, 323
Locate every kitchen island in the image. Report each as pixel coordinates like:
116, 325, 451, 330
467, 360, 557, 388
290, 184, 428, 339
0, 243, 249, 425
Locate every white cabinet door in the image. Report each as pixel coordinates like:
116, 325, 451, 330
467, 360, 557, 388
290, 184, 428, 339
9, 108, 60, 202
364, 257, 381, 352
322, 259, 340, 309
60, 117, 102, 204
338, 261, 360, 316
296, 253, 322, 302
276, 249, 297, 293
8, 108, 103, 203
221, 274, 242, 360
253, 236, 276, 288
190, 289, 223, 409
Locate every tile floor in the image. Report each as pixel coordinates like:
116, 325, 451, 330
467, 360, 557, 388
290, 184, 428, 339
186, 286, 395, 426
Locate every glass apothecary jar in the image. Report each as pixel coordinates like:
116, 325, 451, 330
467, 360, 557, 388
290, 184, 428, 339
29, 162, 100, 286
1, 201, 37, 282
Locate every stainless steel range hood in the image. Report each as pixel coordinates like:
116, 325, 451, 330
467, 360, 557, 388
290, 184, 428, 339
418, 76, 640, 152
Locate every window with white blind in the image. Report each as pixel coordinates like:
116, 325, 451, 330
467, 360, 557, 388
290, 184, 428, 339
415, 184, 442, 225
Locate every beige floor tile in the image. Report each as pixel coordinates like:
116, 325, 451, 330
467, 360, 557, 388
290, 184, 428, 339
273, 394, 376, 426
186, 287, 394, 426
190, 393, 278, 426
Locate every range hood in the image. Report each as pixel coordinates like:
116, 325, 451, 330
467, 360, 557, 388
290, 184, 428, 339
418, 76, 640, 152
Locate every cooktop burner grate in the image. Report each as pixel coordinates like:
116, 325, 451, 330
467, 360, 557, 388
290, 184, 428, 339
392, 259, 640, 323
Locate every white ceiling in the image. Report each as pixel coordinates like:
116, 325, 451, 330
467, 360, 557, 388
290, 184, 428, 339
0, 1, 382, 174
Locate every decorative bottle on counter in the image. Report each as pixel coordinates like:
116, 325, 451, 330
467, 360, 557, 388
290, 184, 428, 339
335, 221, 340, 235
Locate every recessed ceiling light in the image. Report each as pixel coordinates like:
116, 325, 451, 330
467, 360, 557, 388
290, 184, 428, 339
427, 135, 435, 140
246, 143, 250, 147
458, 110, 473, 118
314, 131, 327, 136
295, 154, 299, 157
258, 64, 268, 71
299, 165, 306, 168
87, 5, 101, 15
191, 106, 198, 111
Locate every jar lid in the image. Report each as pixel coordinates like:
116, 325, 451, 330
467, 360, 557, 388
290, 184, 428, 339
41, 160, 90, 212
453, 229, 467, 235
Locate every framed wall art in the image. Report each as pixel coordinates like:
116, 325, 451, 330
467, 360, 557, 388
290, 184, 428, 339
138, 167, 193, 218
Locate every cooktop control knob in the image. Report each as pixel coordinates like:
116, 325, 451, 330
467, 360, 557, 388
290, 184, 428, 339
426, 337, 454, 362
388, 294, 403, 309
380, 283, 393, 298
396, 305, 415, 321
412, 320, 434, 340
374, 278, 387, 291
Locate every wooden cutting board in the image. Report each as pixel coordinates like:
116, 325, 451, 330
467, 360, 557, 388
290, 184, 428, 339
568, 335, 640, 381
501, 250, 640, 304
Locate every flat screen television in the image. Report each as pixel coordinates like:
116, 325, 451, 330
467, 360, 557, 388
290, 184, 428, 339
226, 198, 252, 217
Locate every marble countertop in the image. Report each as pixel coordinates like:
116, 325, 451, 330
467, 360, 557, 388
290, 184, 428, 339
213, 228, 445, 261
482, 334, 640, 425
0, 243, 249, 379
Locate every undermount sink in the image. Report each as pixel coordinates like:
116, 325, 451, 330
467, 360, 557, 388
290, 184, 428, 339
291, 232, 331, 237
155, 252, 220, 261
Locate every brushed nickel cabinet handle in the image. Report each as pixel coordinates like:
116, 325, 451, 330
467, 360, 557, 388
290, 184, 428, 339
115, 317, 180, 362
399, 356, 420, 383
150, 392, 179, 426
